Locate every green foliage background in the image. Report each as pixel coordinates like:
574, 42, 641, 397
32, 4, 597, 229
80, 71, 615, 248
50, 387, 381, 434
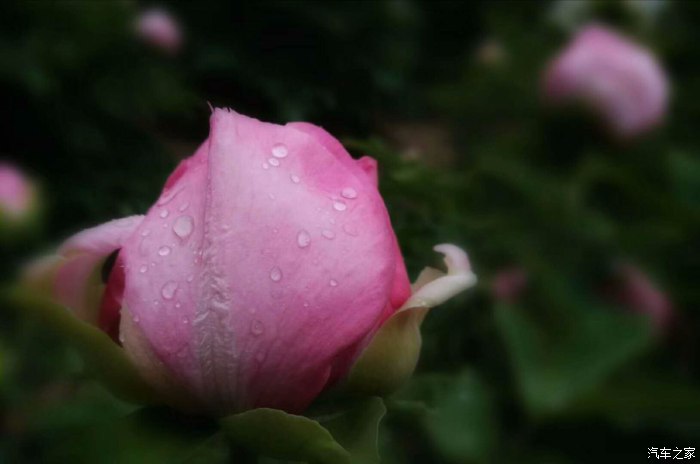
1, 1, 699, 462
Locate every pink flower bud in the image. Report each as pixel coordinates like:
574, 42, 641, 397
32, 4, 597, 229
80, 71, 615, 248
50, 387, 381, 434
0, 162, 35, 224
543, 24, 669, 138
135, 8, 182, 55
34, 109, 419, 415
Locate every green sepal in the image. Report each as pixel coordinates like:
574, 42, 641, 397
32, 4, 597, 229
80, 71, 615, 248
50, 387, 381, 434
220, 408, 351, 464
2, 286, 158, 405
342, 307, 426, 398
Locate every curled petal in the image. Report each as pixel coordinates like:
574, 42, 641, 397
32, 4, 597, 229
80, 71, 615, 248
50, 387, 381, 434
398, 244, 477, 311
343, 244, 475, 396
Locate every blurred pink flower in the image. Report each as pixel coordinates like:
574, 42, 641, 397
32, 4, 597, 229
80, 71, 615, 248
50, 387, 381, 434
543, 24, 669, 138
609, 263, 674, 332
491, 267, 528, 304
135, 8, 182, 54
0, 162, 34, 222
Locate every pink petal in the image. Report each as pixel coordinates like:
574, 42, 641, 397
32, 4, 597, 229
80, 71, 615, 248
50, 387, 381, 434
120, 109, 409, 414
51, 215, 143, 324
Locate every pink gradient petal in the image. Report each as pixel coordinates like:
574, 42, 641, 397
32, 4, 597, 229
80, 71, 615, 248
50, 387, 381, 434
120, 108, 409, 414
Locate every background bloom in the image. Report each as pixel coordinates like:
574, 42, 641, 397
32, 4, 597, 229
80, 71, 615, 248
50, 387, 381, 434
543, 24, 669, 137
0, 163, 35, 225
135, 8, 182, 54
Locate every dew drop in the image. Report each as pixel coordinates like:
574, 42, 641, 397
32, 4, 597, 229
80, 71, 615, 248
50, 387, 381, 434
158, 246, 171, 256
333, 200, 347, 211
262, 162, 270, 170
141, 229, 151, 237
187, 274, 194, 282
250, 319, 265, 335
268, 158, 280, 167
329, 279, 339, 287
161, 281, 178, 300
182, 317, 189, 325
132, 315, 140, 323
139, 265, 148, 274
341, 187, 358, 199
173, 215, 194, 239
297, 230, 311, 248
269, 266, 283, 282
159, 209, 169, 219
271, 144, 288, 158
178, 202, 190, 212
290, 174, 300, 184
322, 229, 335, 239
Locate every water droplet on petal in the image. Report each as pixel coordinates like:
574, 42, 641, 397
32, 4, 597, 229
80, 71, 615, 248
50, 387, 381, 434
187, 274, 194, 282
333, 200, 347, 211
161, 281, 178, 300
322, 229, 335, 239
141, 229, 151, 237
182, 317, 189, 324
158, 246, 171, 256
251, 319, 265, 335
329, 279, 338, 287
269, 267, 282, 282
262, 162, 270, 170
290, 174, 300, 184
272, 143, 288, 158
179, 202, 189, 212
139, 265, 148, 274
173, 215, 194, 239
159, 209, 169, 218
132, 315, 140, 323
297, 229, 311, 248
269, 158, 280, 167
341, 187, 358, 199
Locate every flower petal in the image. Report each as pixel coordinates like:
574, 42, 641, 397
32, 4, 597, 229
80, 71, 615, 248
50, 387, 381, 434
121, 109, 406, 414
25, 215, 143, 325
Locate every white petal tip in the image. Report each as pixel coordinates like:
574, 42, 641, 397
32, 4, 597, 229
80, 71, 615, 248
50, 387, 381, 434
400, 244, 477, 311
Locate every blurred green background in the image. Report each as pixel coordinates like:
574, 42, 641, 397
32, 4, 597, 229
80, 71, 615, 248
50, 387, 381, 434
1, 1, 699, 462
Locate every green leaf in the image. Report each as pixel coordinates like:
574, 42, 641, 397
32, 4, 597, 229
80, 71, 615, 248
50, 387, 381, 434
494, 274, 654, 415
396, 371, 497, 463
315, 397, 387, 464
220, 408, 351, 464
2, 287, 157, 404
